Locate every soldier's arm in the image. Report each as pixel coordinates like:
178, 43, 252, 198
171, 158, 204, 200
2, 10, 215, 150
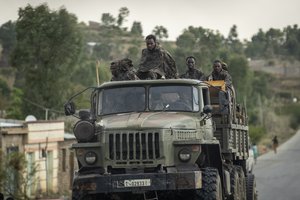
163, 51, 178, 78
224, 72, 232, 87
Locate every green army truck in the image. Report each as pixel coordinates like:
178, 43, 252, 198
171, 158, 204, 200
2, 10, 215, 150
64, 79, 257, 200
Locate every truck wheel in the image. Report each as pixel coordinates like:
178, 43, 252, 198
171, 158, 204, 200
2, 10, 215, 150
197, 168, 223, 200
230, 167, 240, 200
246, 174, 257, 200
235, 166, 246, 200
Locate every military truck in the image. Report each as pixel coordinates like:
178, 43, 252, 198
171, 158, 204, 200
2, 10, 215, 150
64, 79, 257, 200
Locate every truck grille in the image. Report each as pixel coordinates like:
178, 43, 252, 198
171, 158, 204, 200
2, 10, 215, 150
108, 132, 160, 161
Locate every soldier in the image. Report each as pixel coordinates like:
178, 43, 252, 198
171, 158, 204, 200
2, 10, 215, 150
110, 58, 139, 81
137, 34, 178, 80
207, 60, 232, 87
180, 56, 205, 80
222, 62, 228, 71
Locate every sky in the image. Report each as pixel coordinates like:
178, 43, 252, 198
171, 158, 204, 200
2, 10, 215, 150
0, 0, 299, 41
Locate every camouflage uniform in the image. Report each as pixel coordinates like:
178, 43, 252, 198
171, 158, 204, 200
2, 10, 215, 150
110, 58, 139, 81
137, 45, 178, 80
207, 69, 232, 87
180, 68, 205, 80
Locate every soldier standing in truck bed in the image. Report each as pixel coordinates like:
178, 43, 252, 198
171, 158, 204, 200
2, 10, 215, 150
110, 58, 139, 81
180, 56, 205, 80
137, 34, 178, 80
207, 59, 232, 87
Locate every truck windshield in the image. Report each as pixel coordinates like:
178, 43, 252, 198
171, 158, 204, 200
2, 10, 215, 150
149, 85, 199, 112
98, 85, 199, 115
98, 87, 146, 115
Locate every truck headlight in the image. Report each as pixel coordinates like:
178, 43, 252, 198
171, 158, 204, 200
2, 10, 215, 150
85, 151, 97, 165
178, 149, 191, 162
74, 120, 94, 142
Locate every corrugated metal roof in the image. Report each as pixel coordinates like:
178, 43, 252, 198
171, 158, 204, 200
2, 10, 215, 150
64, 132, 76, 139
0, 119, 23, 127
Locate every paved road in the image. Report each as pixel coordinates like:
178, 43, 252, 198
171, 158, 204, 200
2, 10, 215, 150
254, 130, 300, 200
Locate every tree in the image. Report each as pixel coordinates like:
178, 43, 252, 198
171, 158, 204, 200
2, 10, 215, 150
265, 28, 284, 57
228, 55, 251, 102
152, 25, 169, 40
175, 26, 225, 72
226, 25, 243, 54
6, 88, 24, 119
0, 21, 16, 67
117, 7, 129, 27
101, 13, 116, 26
130, 21, 143, 36
283, 25, 300, 58
245, 29, 267, 58
0, 78, 11, 112
11, 4, 82, 119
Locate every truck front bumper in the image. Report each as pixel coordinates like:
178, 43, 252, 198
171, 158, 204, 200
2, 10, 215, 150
73, 170, 202, 194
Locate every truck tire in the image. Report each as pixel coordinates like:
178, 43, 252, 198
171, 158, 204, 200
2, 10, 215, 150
229, 167, 240, 200
246, 174, 257, 200
235, 166, 246, 200
197, 167, 223, 200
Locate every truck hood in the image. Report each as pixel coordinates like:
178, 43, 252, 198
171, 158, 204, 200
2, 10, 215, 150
100, 112, 197, 130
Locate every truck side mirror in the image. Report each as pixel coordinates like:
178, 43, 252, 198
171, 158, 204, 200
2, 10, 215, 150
64, 101, 76, 116
203, 105, 213, 114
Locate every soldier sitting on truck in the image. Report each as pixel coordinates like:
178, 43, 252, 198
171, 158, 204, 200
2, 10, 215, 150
180, 56, 205, 80
137, 34, 178, 80
110, 58, 139, 81
207, 59, 232, 88
222, 61, 228, 71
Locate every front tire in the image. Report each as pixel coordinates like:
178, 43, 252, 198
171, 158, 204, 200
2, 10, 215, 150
246, 174, 257, 200
197, 167, 223, 200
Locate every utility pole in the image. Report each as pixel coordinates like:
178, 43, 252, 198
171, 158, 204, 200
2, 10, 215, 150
45, 108, 49, 120
45, 137, 48, 196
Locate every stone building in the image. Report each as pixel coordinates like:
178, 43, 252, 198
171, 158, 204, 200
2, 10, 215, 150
0, 118, 77, 198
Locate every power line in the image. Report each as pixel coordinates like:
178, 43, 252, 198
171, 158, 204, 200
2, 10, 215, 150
23, 97, 64, 120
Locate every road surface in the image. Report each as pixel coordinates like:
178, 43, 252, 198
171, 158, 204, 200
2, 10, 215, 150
254, 130, 300, 200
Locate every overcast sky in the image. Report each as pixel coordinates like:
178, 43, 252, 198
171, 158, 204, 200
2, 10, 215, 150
0, 0, 299, 41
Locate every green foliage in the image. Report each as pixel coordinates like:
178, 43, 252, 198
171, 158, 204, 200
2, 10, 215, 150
152, 25, 169, 40
130, 21, 143, 36
276, 104, 300, 129
174, 26, 225, 73
101, 13, 116, 26
228, 54, 251, 102
0, 21, 16, 51
245, 25, 300, 60
11, 4, 82, 119
117, 7, 129, 27
127, 46, 140, 64
0, 21, 16, 67
0, 78, 10, 96
249, 125, 266, 144
0, 78, 10, 110
226, 25, 244, 54
93, 43, 112, 60
0, 150, 37, 200
6, 88, 24, 119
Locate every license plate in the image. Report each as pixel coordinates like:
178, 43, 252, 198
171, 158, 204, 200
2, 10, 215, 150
118, 179, 151, 188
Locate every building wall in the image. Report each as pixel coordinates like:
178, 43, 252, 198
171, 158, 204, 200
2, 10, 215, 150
25, 121, 64, 196
25, 142, 60, 194
57, 139, 78, 195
